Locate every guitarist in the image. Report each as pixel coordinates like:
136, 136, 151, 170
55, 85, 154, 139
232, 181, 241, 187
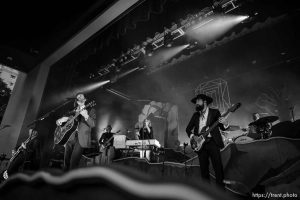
186, 94, 229, 189
99, 125, 115, 165
1, 128, 40, 180
57, 93, 96, 170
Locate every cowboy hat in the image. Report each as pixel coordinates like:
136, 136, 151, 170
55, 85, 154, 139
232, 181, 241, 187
191, 94, 213, 104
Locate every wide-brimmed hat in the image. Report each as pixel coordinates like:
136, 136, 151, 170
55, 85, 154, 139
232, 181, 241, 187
191, 94, 213, 105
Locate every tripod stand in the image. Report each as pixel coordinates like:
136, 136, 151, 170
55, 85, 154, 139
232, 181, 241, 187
183, 142, 188, 177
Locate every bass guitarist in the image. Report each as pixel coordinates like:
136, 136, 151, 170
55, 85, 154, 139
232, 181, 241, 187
56, 93, 96, 170
98, 125, 115, 165
186, 94, 229, 189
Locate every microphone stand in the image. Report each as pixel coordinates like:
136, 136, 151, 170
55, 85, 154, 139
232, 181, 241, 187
26, 99, 73, 128
183, 142, 188, 177
290, 106, 295, 122
161, 147, 165, 177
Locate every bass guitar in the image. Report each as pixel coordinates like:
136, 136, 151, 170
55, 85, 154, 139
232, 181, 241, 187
190, 103, 241, 152
99, 130, 121, 152
54, 100, 96, 145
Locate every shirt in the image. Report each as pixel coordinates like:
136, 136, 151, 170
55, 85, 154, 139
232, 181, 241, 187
198, 108, 212, 137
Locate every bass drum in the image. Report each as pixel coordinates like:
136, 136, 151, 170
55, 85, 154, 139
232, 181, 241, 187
234, 136, 254, 144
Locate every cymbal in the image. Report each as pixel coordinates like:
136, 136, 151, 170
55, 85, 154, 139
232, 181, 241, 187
227, 125, 242, 131
249, 116, 279, 126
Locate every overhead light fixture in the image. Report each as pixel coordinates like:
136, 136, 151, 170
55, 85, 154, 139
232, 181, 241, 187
145, 43, 154, 56
212, 3, 223, 14
164, 32, 173, 47
89, 73, 95, 79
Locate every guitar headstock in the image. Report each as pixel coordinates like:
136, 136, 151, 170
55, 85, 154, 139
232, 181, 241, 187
229, 103, 241, 113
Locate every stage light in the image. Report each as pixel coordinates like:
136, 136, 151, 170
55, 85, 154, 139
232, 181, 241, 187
144, 44, 190, 67
212, 4, 223, 14
164, 32, 173, 47
89, 73, 95, 79
186, 14, 251, 44
110, 75, 119, 83
235, 15, 249, 22
115, 65, 121, 72
83, 80, 111, 92
145, 43, 154, 56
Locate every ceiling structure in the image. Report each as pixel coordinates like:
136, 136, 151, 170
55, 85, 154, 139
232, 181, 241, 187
0, 0, 116, 72
0, 0, 299, 76
53, 0, 299, 87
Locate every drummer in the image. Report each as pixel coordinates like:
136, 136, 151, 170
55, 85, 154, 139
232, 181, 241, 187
248, 113, 274, 140
247, 113, 261, 140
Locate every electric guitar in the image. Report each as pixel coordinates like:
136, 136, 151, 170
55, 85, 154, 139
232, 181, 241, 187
54, 100, 96, 145
99, 130, 120, 152
190, 103, 241, 152
9, 133, 38, 163
3, 133, 38, 180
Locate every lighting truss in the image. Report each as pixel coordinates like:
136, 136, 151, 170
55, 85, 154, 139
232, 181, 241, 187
91, 0, 243, 80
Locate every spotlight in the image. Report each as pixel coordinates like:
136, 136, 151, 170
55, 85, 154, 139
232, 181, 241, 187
237, 15, 250, 23
212, 2, 223, 14
164, 32, 173, 47
89, 73, 95, 79
110, 75, 119, 83
145, 43, 154, 56
115, 65, 121, 72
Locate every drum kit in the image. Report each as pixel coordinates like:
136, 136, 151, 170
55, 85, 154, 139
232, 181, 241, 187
223, 115, 279, 145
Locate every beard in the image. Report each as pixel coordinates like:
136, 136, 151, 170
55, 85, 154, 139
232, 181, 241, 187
195, 104, 204, 112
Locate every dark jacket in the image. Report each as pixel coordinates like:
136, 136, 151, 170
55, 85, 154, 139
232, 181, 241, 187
186, 108, 226, 149
99, 132, 114, 147
69, 108, 96, 148
139, 127, 153, 140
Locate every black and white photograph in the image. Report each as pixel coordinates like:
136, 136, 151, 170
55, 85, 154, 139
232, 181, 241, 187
0, 0, 299, 199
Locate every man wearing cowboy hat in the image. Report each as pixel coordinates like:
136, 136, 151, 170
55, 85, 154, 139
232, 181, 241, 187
186, 94, 229, 188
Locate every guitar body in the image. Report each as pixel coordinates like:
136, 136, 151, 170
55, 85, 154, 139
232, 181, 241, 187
190, 126, 210, 152
54, 120, 78, 145
53, 100, 96, 146
99, 144, 106, 153
189, 103, 242, 152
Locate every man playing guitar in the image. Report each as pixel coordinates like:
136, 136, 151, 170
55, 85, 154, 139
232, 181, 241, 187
1, 128, 40, 180
99, 125, 116, 165
186, 94, 229, 189
56, 93, 96, 170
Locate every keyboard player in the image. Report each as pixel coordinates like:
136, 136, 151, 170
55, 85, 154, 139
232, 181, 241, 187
138, 119, 154, 160
138, 119, 153, 140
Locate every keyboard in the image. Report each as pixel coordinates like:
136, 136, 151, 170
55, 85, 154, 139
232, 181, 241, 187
124, 139, 161, 148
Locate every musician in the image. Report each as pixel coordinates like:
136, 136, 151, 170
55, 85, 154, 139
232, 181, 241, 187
248, 113, 272, 140
57, 93, 96, 170
138, 119, 154, 140
186, 94, 229, 188
98, 125, 115, 165
137, 119, 154, 160
2, 128, 40, 179
247, 113, 261, 140
99, 125, 114, 147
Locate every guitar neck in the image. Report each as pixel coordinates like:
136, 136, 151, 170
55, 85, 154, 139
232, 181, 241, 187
204, 111, 230, 137
69, 102, 93, 121
103, 130, 120, 145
